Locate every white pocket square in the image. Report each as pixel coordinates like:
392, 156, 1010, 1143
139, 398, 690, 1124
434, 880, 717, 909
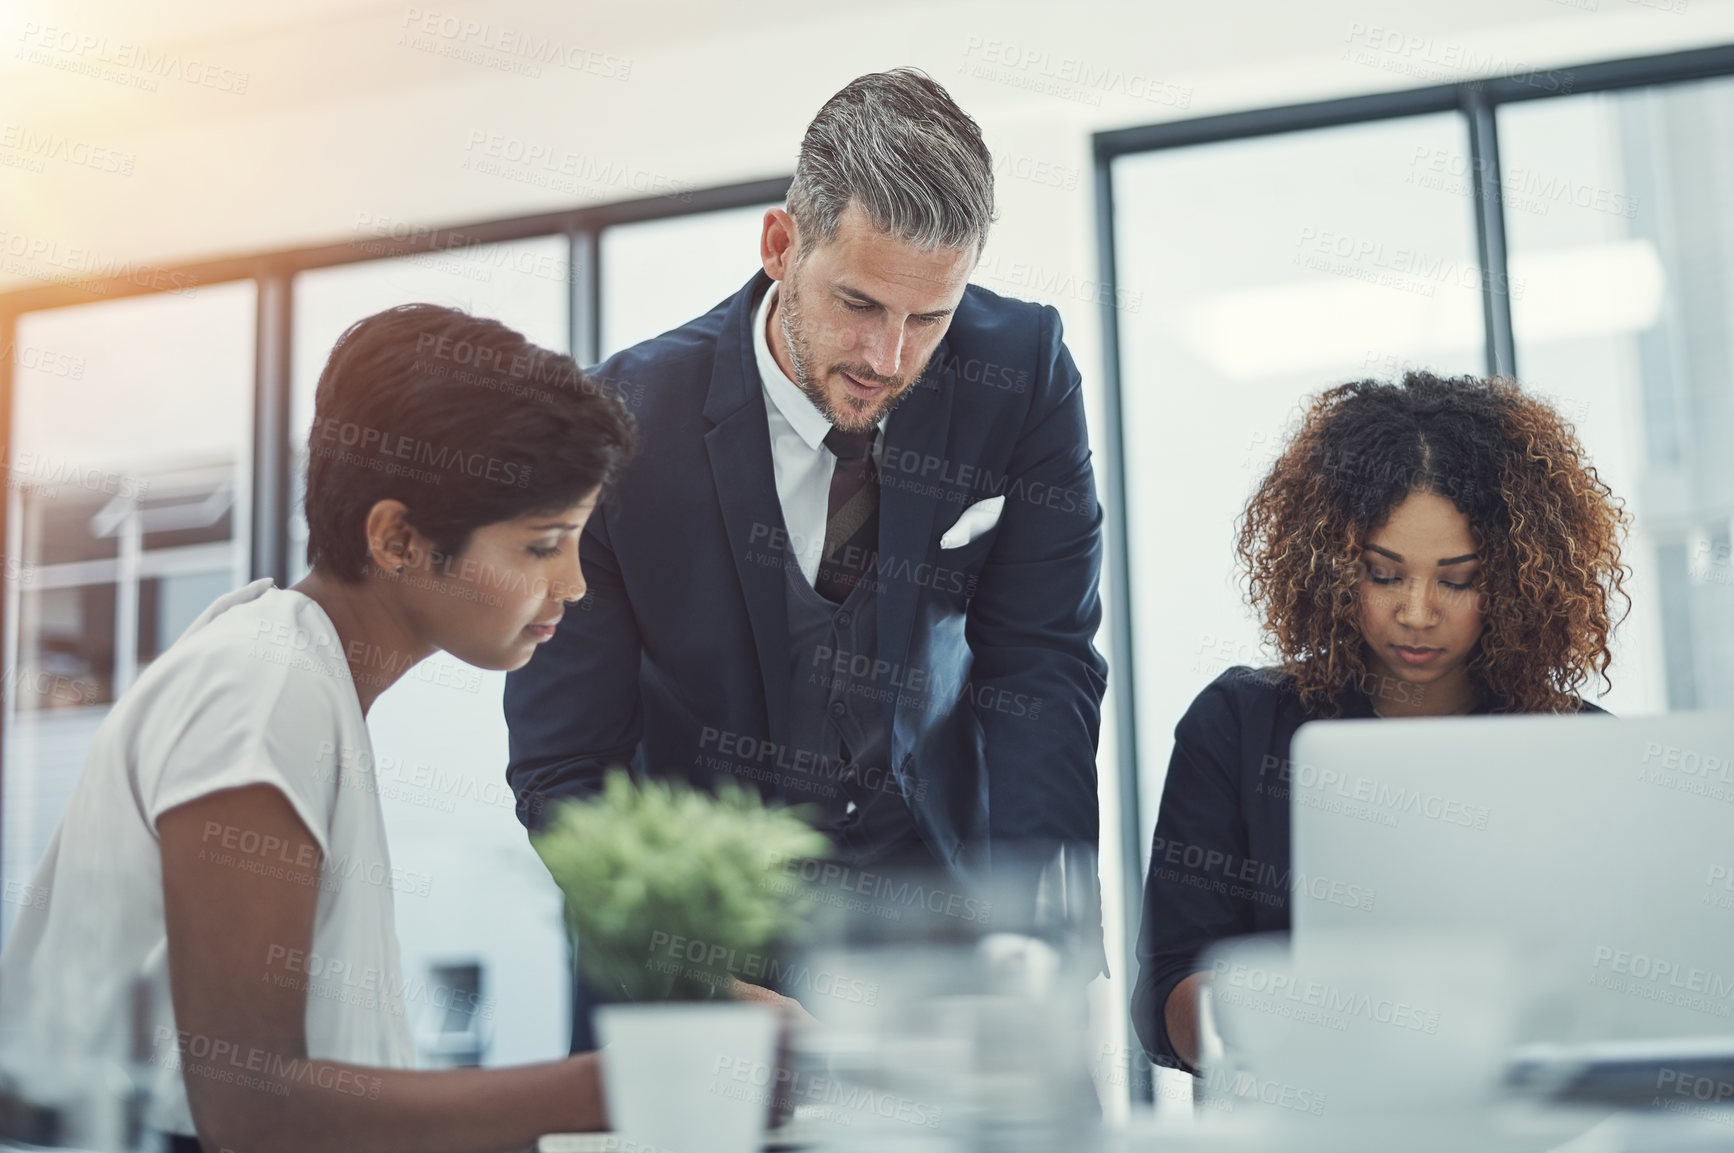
939, 495, 1005, 549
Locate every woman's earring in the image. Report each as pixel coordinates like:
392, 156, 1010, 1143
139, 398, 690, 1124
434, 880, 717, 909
395, 564, 405, 574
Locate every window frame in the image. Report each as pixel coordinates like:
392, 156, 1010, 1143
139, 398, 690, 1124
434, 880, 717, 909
8, 465, 240, 713
0, 175, 790, 929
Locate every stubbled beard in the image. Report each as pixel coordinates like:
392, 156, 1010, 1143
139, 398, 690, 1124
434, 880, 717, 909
777, 273, 916, 433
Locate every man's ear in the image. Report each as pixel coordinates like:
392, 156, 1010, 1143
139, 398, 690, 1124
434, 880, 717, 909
363, 500, 418, 573
761, 207, 799, 282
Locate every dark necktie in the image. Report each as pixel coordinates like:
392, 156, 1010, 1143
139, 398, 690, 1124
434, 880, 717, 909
814, 426, 880, 603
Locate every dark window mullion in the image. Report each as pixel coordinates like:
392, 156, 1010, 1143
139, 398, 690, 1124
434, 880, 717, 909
1092, 147, 1153, 1105
0, 308, 14, 901
253, 273, 293, 585
569, 230, 599, 367
1464, 87, 1518, 380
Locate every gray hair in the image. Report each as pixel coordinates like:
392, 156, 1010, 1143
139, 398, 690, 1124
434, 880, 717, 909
786, 68, 996, 256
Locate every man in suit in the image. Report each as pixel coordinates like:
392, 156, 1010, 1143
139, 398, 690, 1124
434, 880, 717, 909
505, 68, 1108, 1048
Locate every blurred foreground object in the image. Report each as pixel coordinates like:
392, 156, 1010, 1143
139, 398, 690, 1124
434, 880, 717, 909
0, 979, 161, 1151
779, 845, 1103, 1150
1193, 931, 1734, 1153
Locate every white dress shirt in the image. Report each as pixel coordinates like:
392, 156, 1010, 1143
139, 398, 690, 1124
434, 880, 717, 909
752, 282, 884, 587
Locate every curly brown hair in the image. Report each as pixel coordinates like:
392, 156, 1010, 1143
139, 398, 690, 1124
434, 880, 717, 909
1236, 371, 1630, 717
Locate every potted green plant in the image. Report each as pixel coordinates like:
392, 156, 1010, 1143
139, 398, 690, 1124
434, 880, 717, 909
532, 770, 830, 1153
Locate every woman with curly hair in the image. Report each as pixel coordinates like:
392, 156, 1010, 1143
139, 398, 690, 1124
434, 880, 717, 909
1130, 370, 1630, 1074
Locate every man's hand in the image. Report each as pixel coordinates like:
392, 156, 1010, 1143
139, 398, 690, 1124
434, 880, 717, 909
726, 978, 818, 1027
725, 979, 814, 1128
1165, 972, 1212, 1071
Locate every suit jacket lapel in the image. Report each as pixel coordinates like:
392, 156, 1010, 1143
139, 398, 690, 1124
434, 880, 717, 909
705, 273, 790, 748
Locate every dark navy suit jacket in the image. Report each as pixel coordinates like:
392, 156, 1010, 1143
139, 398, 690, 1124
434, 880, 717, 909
504, 271, 1109, 963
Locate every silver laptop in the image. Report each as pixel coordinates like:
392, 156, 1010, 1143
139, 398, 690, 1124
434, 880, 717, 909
1289, 713, 1734, 1099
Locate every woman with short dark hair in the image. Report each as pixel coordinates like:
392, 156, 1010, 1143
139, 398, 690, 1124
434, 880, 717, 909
1132, 370, 1630, 1074
0, 304, 635, 1152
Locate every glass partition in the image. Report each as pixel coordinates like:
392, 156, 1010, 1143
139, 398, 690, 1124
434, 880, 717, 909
288, 237, 573, 1066
1500, 75, 1734, 715
3, 283, 256, 942
599, 203, 774, 356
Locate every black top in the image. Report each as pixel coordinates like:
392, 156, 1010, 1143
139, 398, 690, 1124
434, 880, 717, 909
1130, 665, 1606, 1072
